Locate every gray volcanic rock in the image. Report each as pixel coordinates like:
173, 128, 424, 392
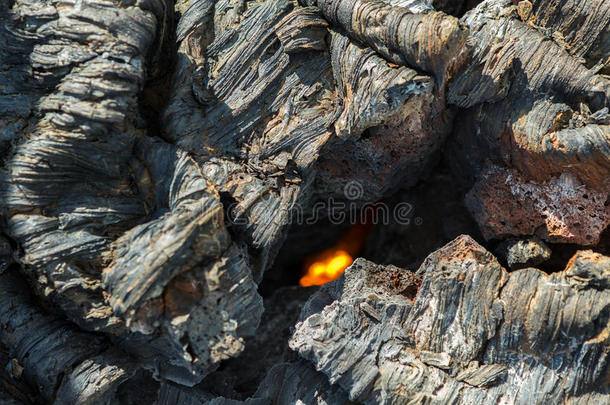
165, 0, 461, 255
202, 286, 319, 397
0, 0, 608, 401
290, 235, 610, 404
250, 361, 351, 405
445, 0, 610, 242
0, 0, 263, 385
0, 269, 139, 404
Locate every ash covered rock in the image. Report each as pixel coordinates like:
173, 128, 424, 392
290, 235, 610, 404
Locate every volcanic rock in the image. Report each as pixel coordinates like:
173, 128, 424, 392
290, 235, 610, 404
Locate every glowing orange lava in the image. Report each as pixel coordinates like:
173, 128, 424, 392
299, 223, 371, 287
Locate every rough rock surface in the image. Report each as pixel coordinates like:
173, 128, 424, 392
494, 236, 551, 270
165, 0, 458, 245
300, 0, 470, 81
0, 0, 262, 385
0, 0, 463, 391
250, 361, 351, 405
202, 286, 318, 397
466, 167, 610, 245
565, 250, 610, 289
312, 29, 452, 203
0, 0, 608, 401
446, 0, 610, 242
290, 235, 610, 404
0, 268, 139, 404
448, 0, 610, 186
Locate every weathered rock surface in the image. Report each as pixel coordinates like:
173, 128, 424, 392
312, 29, 452, 203
0, 268, 141, 404
466, 167, 610, 245
250, 361, 351, 405
494, 236, 551, 270
300, 0, 470, 81
0, 0, 262, 385
0, 0, 608, 401
0, 344, 39, 404
202, 285, 318, 397
290, 235, 610, 404
445, 0, 610, 242
565, 249, 610, 290
166, 0, 460, 241
0, 0, 464, 391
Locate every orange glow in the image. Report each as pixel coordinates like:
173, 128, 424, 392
299, 223, 371, 287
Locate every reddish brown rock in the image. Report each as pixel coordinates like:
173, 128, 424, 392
466, 166, 610, 245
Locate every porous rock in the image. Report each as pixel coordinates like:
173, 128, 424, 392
466, 167, 610, 245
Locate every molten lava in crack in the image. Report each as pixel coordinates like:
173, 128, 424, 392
299, 223, 371, 287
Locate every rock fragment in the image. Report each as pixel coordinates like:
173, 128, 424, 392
466, 167, 610, 245
494, 236, 551, 270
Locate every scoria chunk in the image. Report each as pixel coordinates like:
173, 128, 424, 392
290, 235, 610, 404
466, 166, 610, 245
